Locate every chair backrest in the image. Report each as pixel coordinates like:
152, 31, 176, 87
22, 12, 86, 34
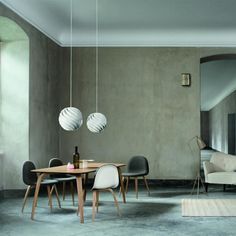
93, 164, 119, 189
49, 158, 65, 178
127, 156, 149, 175
210, 152, 236, 172
22, 161, 38, 185
49, 158, 63, 167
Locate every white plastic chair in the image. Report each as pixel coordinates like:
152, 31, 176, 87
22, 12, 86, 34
92, 164, 121, 221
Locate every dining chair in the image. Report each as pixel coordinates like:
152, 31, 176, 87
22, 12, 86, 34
22, 161, 61, 213
92, 164, 121, 221
49, 158, 76, 205
122, 155, 150, 199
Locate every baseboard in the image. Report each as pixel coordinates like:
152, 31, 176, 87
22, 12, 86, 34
0, 179, 196, 199
1, 189, 26, 199
0, 190, 4, 200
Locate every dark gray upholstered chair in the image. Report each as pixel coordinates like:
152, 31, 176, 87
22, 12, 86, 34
22, 161, 61, 213
122, 156, 150, 198
49, 158, 76, 205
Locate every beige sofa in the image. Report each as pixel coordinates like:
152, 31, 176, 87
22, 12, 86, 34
203, 152, 236, 191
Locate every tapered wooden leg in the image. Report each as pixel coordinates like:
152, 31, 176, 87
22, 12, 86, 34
143, 176, 150, 195
83, 173, 88, 185
54, 185, 61, 208
76, 175, 84, 223
134, 178, 138, 199
119, 177, 125, 196
83, 173, 88, 202
126, 177, 130, 193
92, 190, 97, 222
117, 167, 126, 203
190, 176, 198, 195
49, 185, 55, 205
205, 183, 208, 192
70, 182, 75, 206
31, 173, 45, 220
22, 186, 31, 213
96, 191, 99, 213
62, 182, 66, 200
109, 189, 121, 216
47, 186, 52, 212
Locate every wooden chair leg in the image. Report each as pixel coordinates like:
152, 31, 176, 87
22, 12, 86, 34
47, 186, 53, 212
126, 177, 129, 193
134, 178, 138, 199
109, 189, 121, 216
22, 186, 31, 213
205, 183, 208, 192
83, 173, 88, 202
62, 182, 66, 200
48, 185, 54, 205
92, 190, 97, 222
143, 176, 150, 195
119, 176, 125, 196
96, 191, 99, 213
70, 182, 75, 206
54, 185, 61, 208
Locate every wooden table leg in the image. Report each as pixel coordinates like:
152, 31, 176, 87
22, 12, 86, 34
83, 173, 88, 202
76, 175, 84, 223
117, 167, 126, 203
31, 173, 45, 220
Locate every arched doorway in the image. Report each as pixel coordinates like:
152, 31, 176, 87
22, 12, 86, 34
200, 54, 236, 156
0, 16, 29, 190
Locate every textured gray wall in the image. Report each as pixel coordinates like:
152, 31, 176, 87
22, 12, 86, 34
59, 47, 236, 179
59, 47, 201, 179
3, 3, 236, 186
0, 3, 60, 189
209, 91, 236, 153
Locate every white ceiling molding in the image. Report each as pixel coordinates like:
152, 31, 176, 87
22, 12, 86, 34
2, 0, 236, 47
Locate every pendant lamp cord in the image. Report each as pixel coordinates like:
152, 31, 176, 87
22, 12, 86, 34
70, 0, 73, 107
95, 0, 98, 112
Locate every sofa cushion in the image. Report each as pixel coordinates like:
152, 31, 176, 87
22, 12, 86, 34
207, 172, 236, 184
210, 152, 227, 171
224, 156, 236, 172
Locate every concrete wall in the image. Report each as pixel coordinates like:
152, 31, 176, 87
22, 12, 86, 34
59, 47, 236, 179
0, 3, 60, 189
209, 91, 236, 153
2, 3, 236, 185
59, 47, 201, 179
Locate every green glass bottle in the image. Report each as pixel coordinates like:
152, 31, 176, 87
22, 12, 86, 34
73, 146, 80, 169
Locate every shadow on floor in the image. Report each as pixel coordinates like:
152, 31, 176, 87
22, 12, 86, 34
148, 191, 190, 198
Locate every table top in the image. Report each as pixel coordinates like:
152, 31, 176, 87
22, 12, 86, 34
32, 162, 126, 174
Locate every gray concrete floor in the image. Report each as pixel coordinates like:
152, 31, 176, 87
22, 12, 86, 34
0, 185, 236, 236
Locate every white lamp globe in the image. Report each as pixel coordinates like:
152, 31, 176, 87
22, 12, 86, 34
86, 112, 107, 133
59, 107, 83, 131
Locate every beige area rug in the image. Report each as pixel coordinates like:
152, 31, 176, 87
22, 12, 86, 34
182, 199, 236, 216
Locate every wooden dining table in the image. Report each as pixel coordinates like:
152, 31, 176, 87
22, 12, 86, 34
31, 162, 126, 223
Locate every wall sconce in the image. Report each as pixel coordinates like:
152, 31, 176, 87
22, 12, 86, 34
181, 73, 191, 87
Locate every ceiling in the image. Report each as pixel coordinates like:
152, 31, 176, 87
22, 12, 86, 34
201, 60, 236, 111
1, 0, 236, 109
2, 0, 236, 47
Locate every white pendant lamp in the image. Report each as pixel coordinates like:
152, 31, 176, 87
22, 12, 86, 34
87, 0, 107, 133
59, 0, 83, 131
